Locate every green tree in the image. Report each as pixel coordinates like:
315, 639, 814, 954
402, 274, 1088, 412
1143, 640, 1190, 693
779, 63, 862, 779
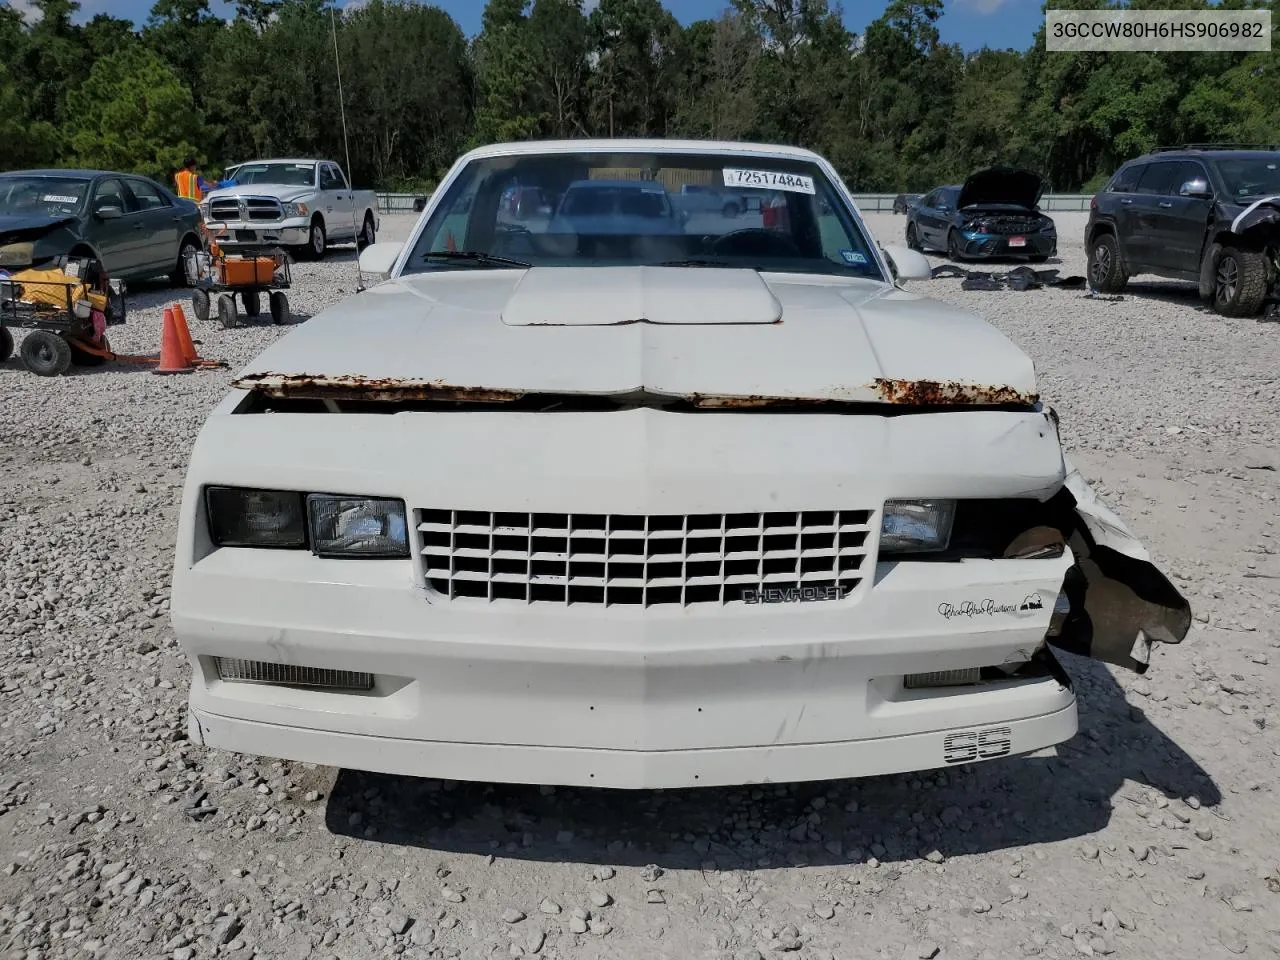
66, 45, 206, 181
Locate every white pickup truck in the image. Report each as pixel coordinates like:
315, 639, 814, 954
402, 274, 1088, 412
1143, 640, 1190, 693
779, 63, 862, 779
200, 158, 378, 260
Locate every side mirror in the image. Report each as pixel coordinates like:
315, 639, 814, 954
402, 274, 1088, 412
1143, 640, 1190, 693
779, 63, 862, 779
1179, 178, 1212, 199
358, 241, 403, 278
95, 204, 123, 220
881, 244, 932, 281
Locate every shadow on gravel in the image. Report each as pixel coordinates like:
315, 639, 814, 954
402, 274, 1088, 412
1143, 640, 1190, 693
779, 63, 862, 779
322, 655, 1220, 868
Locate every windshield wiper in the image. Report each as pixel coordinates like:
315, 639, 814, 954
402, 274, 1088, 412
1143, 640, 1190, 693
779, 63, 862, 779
655, 258, 740, 268
421, 251, 531, 268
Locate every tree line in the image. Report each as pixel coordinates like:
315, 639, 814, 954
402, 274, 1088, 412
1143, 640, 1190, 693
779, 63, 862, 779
2, 0, 1278, 194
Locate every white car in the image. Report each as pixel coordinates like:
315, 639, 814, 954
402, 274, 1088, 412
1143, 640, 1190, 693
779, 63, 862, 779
200, 158, 378, 260
171, 139, 1190, 791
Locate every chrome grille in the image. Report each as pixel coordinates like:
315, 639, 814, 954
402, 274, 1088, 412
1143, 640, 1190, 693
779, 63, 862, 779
214, 658, 373, 691
208, 197, 285, 222
418, 509, 873, 607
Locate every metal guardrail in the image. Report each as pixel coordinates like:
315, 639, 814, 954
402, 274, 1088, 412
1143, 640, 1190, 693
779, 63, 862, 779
374, 192, 1096, 216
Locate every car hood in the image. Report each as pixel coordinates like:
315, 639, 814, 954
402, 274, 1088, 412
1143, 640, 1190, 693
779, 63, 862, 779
958, 166, 1044, 211
231, 267, 1039, 408
0, 214, 78, 244
203, 184, 313, 203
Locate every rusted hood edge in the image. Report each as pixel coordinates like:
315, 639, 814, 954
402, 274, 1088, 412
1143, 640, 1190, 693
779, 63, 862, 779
230, 371, 1039, 408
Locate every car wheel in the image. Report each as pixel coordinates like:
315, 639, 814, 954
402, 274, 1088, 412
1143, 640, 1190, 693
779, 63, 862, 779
171, 235, 201, 287
1198, 242, 1221, 305
1213, 246, 1268, 317
906, 222, 922, 251
307, 219, 327, 260
357, 213, 376, 250
20, 330, 72, 377
1088, 233, 1128, 293
269, 291, 289, 325
216, 293, 239, 329
946, 229, 966, 262
0, 326, 12, 363
192, 288, 211, 322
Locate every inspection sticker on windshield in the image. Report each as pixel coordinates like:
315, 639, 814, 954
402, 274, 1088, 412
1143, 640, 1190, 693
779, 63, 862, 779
42, 195, 78, 204
722, 168, 815, 194
840, 249, 867, 265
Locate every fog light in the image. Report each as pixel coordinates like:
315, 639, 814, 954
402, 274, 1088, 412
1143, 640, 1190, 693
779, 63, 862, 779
215, 658, 373, 691
904, 668, 982, 689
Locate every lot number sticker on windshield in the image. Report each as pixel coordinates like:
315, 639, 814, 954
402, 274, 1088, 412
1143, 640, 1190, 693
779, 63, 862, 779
42, 195, 78, 204
723, 168, 815, 195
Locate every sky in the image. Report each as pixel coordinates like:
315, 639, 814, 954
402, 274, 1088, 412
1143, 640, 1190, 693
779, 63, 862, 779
5, 0, 1046, 52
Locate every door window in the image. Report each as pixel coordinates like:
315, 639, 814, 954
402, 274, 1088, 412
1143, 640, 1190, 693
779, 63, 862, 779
93, 178, 139, 214
127, 178, 171, 210
1134, 162, 1180, 196
1109, 163, 1143, 193
319, 165, 344, 191
921, 190, 938, 208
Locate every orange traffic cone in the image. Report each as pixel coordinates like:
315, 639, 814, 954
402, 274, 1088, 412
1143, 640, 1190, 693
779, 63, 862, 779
171, 302, 198, 366
153, 307, 192, 375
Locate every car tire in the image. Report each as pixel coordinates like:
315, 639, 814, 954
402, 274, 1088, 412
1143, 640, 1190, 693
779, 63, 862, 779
1088, 233, 1128, 293
357, 213, 376, 250
305, 219, 327, 261
946, 229, 965, 262
192, 288, 211, 322
0, 326, 12, 363
171, 235, 201, 287
1213, 245, 1268, 317
216, 293, 239, 329
269, 291, 289, 325
1198, 242, 1221, 305
20, 330, 72, 377
242, 290, 262, 318
906, 223, 922, 251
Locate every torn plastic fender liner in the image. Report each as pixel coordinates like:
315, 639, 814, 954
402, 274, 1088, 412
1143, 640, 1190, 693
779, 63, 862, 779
1050, 457, 1192, 674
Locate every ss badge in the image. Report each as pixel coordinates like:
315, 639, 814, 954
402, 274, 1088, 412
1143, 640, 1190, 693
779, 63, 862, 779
943, 727, 1012, 764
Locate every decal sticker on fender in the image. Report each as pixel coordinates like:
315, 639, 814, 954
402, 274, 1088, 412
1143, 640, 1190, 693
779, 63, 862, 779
938, 595, 1045, 620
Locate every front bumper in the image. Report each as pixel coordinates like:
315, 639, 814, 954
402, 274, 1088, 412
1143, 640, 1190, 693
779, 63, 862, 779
174, 406, 1078, 789
957, 232, 1057, 259
204, 220, 309, 247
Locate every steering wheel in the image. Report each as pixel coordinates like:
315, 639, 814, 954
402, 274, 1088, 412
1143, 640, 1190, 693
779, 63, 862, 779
710, 228, 803, 259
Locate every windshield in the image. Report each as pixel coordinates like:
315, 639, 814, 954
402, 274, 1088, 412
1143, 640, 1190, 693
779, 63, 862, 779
1216, 156, 1280, 200
225, 163, 316, 187
403, 150, 885, 280
0, 176, 88, 217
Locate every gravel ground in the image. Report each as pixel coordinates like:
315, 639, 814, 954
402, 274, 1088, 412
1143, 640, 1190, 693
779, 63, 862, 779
2, 212, 1278, 960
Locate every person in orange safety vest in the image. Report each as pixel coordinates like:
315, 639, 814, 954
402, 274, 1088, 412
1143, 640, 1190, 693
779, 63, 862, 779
174, 158, 210, 202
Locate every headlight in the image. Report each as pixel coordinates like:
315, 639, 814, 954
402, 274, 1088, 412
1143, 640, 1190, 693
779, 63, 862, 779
307, 495, 408, 558
206, 487, 306, 548
283, 202, 309, 218
199, 201, 210, 217
879, 499, 956, 554
0, 242, 35, 266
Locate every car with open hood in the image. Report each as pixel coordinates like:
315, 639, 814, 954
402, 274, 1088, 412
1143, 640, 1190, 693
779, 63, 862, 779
0, 169, 203, 285
906, 166, 1058, 262
171, 139, 1189, 791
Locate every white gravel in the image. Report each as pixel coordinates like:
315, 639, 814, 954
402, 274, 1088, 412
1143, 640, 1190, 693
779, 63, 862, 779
2, 212, 1279, 960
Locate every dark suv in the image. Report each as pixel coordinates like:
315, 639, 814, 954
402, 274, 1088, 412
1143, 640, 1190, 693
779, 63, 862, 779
1086, 146, 1280, 316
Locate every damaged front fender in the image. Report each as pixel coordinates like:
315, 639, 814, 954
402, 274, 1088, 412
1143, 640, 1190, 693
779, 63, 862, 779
1049, 458, 1192, 673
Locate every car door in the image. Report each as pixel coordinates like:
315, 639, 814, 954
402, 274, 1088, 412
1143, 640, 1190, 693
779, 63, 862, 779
1152, 160, 1214, 277
1129, 161, 1182, 269
85, 177, 143, 277
321, 163, 355, 240
913, 190, 941, 245
125, 177, 182, 275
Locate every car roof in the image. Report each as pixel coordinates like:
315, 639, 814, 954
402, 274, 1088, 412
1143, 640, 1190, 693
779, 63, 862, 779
1137, 149, 1280, 162
0, 169, 110, 179
456, 138, 827, 165
229, 158, 325, 166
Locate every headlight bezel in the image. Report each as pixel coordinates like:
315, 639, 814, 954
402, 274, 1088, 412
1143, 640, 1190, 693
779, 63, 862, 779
205, 486, 308, 549
0, 241, 36, 267
878, 498, 957, 555
283, 201, 310, 218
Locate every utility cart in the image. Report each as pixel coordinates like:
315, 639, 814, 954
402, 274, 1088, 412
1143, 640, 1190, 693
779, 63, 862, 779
185, 245, 292, 329
0, 256, 126, 377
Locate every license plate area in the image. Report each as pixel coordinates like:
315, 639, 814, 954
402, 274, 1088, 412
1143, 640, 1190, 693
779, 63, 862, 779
235, 230, 257, 242
1009, 236, 1026, 247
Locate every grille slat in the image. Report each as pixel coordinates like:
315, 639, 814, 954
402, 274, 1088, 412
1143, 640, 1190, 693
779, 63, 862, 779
419, 509, 871, 607
214, 657, 373, 691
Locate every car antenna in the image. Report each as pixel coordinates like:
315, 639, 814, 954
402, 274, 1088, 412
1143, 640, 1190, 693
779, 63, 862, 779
331, 6, 365, 293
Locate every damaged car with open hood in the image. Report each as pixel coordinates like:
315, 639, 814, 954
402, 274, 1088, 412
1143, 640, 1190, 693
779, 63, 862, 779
906, 166, 1058, 262
171, 140, 1188, 790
